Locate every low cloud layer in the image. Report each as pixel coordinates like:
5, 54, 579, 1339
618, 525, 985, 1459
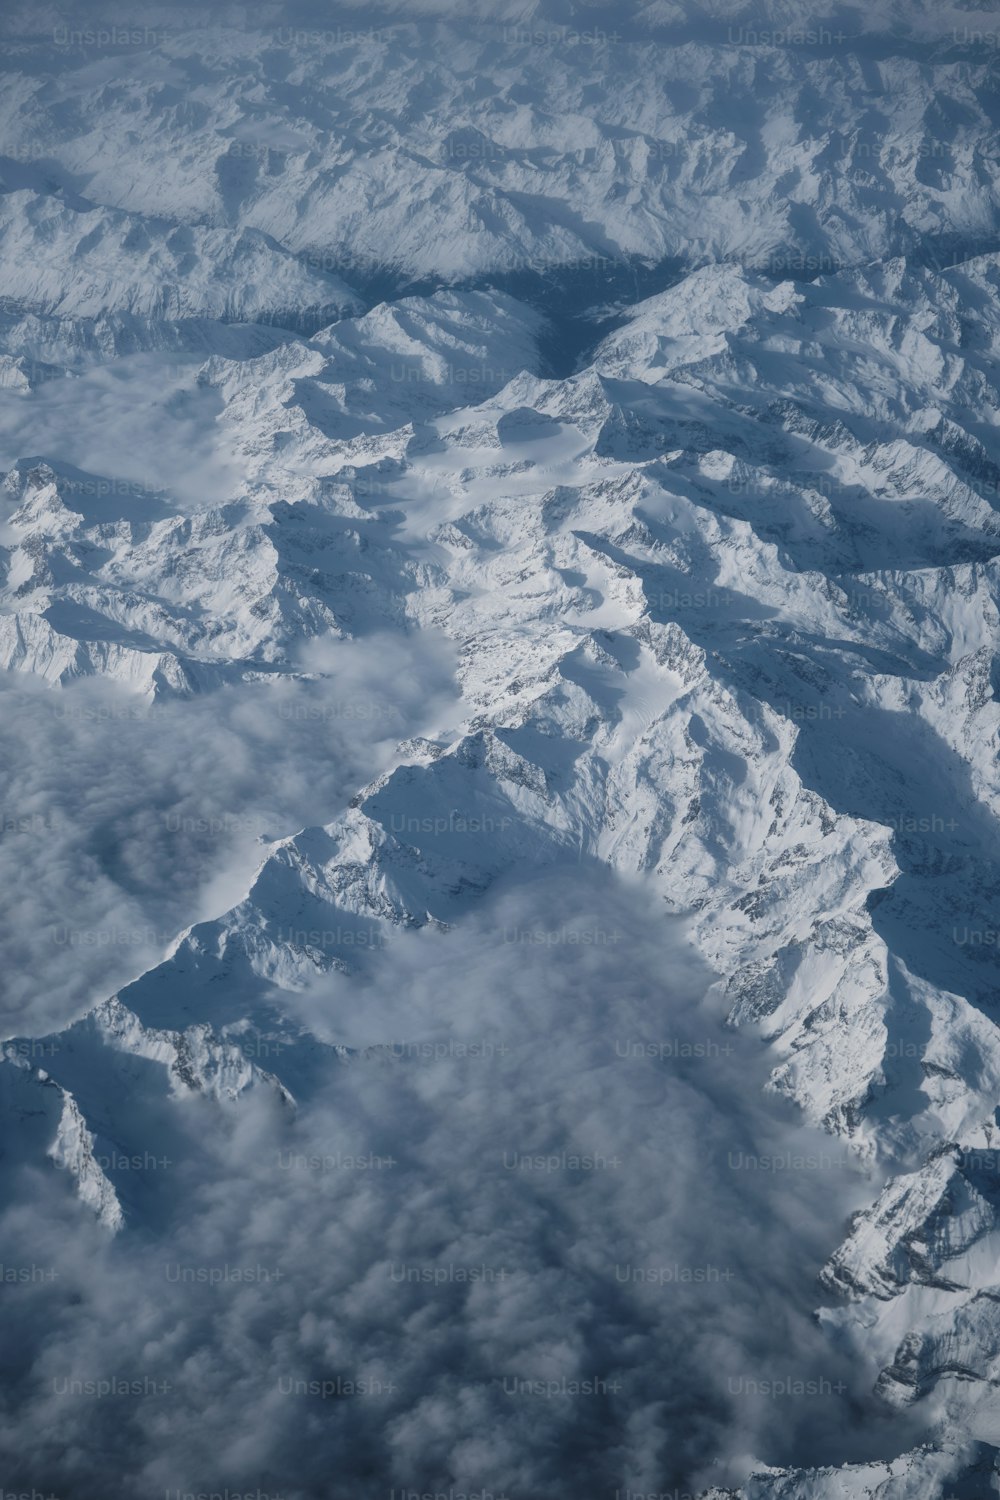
0, 626, 458, 1035
0, 868, 926, 1499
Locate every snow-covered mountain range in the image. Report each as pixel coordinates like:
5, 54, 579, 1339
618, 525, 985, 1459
3, 2, 1000, 1496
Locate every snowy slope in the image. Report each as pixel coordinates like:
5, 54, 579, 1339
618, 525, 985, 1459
2, 5, 1000, 284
